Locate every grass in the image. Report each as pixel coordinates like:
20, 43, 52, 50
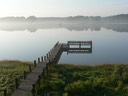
1, 61, 128, 96
37, 64, 128, 96
0, 60, 33, 96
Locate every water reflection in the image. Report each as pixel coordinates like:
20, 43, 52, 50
0, 23, 128, 32
102, 24, 128, 32
0, 22, 128, 65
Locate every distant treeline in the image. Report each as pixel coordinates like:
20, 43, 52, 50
0, 14, 128, 23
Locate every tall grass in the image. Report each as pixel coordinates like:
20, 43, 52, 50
0, 60, 33, 96
37, 64, 128, 96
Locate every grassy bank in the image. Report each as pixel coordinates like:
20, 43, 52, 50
1, 61, 128, 96
0, 60, 33, 96
37, 64, 128, 96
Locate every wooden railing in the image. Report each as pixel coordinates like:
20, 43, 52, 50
0, 65, 34, 96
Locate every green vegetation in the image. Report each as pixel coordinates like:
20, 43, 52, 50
37, 64, 128, 96
0, 60, 33, 96
1, 61, 128, 96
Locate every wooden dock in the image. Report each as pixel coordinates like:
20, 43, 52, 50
12, 41, 92, 96
62, 41, 92, 53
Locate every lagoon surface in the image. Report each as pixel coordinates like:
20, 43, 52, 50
0, 23, 128, 65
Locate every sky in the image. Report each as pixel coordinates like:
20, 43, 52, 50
0, 0, 128, 17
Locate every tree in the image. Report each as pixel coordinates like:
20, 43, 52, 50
27, 16, 37, 22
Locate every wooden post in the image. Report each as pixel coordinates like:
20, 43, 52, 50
42, 69, 45, 76
49, 59, 52, 68
90, 41, 92, 52
49, 52, 51, 57
46, 64, 48, 75
91, 41, 92, 48
50, 49, 52, 55
79, 41, 81, 48
34, 60, 36, 67
38, 58, 40, 63
23, 71, 26, 79
44, 56, 45, 61
32, 84, 36, 96
29, 65, 32, 72
68, 41, 69, 49
46, 53, 49, 59
15, 78, 18, 89
41, 56, 43, 62
44, 56, 46, 61
4, 89, 7, 96
57, 41, 59, 45
38, 75, 41, 87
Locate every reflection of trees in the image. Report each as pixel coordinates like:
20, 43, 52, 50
62, 23, 101, 31
0, 22, 128, 32
102, 24, 128, 32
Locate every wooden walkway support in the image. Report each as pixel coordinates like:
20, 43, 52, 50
12, 41, 92, 96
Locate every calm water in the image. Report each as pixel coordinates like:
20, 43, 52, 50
0, 23, 128, 65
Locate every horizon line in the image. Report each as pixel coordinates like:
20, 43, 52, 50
0, 13, 128, 18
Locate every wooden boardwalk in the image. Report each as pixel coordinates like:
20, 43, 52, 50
12, 43, 63, 96
12, 41, 92, 96
12, 63, 46, 96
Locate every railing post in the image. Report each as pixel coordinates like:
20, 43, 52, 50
42, 69, 45, 76
79, 41, 81, 48
34, 60, 36, 67
90, 41, 92, 50
48, 59, 52, 68
57, 41, 59, 44
4, 89, 7, 96
15, 78, 18, 89
38, 58, 40, 63
32, 84, 36, 96
38, 75, 41, 87
67, 41, 69, 48
41, 56, 43, 62
46, 63, 48, 75
46, 54, 49, 59
29, 65, 32, 72
89, 41, 92, 52
49, 52, 51, 57
50, 49, 53, 54
44, 56, 46, 61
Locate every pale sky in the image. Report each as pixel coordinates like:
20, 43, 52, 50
0, 0, 128, 17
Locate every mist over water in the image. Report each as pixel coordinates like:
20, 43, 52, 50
0, 23, 128, 32
0, 20, 128, 65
